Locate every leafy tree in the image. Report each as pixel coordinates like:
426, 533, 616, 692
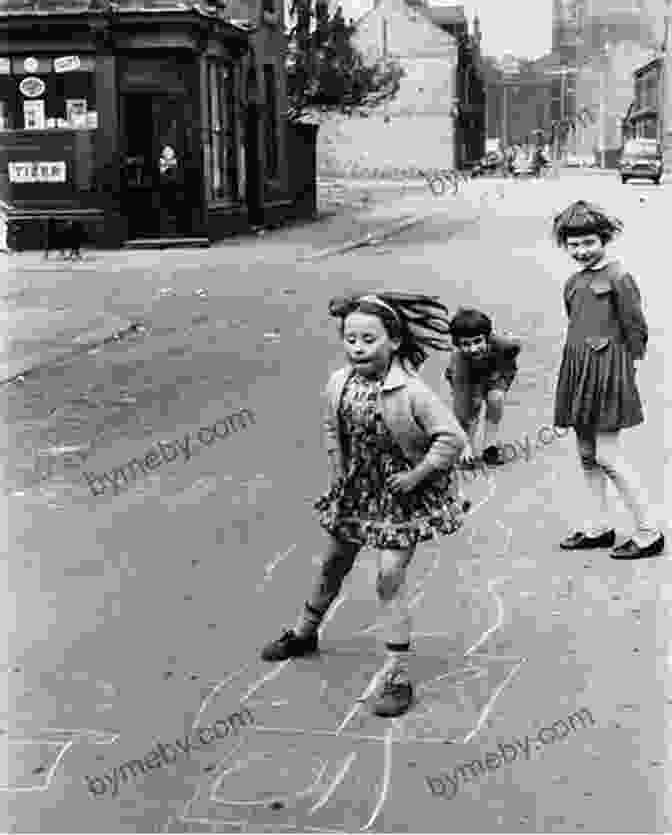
286, 1, 404, 123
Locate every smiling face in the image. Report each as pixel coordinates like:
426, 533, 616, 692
565, 233, 606, 268
343, 311, 400, 379
455, 333, 488, 361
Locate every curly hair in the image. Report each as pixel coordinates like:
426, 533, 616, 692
552, 200, 624, 247
328, 291, 453, 370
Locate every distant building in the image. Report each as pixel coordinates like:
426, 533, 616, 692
482, 54, 554, 148
0, 0, 305, 249
317, 0, 485, 175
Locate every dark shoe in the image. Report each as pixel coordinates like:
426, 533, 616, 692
371, 669, 414, 717
611, 534, 665, 560
462, 499, 472, 513
559, 530, 616, 550
482, 445, 506, 466
260, 629, 318, 662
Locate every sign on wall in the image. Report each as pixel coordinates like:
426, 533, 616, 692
54, 56, 81, 73
0, 58, 10, 75
23, 57, 39, 73
8, 161, 66, 183
19, 77, 46, 98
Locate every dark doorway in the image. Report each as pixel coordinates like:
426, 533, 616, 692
121, 93, 198, 238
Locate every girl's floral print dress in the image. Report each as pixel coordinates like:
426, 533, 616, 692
314, 371, 463, 549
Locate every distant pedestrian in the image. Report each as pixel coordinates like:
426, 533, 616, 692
552, 200, 664, 559
260, 292, 468, 718
444, 308, 521, 467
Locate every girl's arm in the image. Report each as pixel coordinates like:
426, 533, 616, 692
322, 384, 343, 479
410, 385, 468, 478
563, 275, 578, 317
612, 273, 648, 360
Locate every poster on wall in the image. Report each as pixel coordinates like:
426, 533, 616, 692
23, 99, 45, 130
66, 99, 88, 128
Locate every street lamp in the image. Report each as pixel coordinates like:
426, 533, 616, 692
599, 41, 611, 169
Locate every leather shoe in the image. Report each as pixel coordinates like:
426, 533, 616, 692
559, 530, 616, 550
611, 534, 665, 560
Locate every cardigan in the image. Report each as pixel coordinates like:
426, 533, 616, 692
323, 358, 467, 474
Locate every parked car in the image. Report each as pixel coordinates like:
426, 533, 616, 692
619, 139, 663, 184
564, 153, 582, 168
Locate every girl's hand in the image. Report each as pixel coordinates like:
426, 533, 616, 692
460, 444, 475, 465
387, 470, 422, 495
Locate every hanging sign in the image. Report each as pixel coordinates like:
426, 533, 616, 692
20, 76, 46, 98
54, 55, 81, 73
8, 161, 66, 183
23, 57, 39, 73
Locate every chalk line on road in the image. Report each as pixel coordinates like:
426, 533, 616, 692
0, 728, 120, 793
173, 464, 531, 833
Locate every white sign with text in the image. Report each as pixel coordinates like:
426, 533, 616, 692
8, 161, 67, 183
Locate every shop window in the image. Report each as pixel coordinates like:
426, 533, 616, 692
0, 55, 97, 131
207, 60, 237, 201
263, 65, 278, 179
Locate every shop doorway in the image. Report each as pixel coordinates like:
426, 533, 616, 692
121, 93, 199, 238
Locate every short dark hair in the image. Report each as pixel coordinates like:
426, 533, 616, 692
552, 200, 623, 247
448, 307, 492, 343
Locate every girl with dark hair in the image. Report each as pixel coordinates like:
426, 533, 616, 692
260, 292, 468, 717
552, 200, 664, 559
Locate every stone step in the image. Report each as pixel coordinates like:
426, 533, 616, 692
122, 237, 211, 250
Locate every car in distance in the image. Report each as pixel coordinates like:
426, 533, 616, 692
619, 139, 663, 184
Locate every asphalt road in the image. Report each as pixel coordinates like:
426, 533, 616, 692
1, 172, 670, 834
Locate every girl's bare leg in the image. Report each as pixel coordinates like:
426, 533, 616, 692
595, 431, 661, 547
575, 429, 611, 536
376, 547, 415, 672
294, 534, 361, 638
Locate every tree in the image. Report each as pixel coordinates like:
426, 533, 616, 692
286, 2, 404, 123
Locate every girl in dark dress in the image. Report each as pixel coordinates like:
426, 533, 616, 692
260, 293, 468, 718
552, 201, 664, 560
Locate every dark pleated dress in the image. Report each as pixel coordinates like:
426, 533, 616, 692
554, 261, 647, 432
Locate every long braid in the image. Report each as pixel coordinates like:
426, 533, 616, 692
328, 291, 454, 369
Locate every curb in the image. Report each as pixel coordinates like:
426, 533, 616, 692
299, 213, 425, 262
0, 318, 145, 385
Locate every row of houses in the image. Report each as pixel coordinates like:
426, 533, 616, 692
0, 0, 318, 249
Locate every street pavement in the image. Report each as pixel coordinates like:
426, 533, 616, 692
1, 171, 670, 834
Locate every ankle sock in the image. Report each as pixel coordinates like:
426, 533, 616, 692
385, 641, 411, 677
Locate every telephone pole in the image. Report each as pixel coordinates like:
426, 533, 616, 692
658, 0, 671, 166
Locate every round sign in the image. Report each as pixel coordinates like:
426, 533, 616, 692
23, 57, 39, 73
19, 76, 46, 98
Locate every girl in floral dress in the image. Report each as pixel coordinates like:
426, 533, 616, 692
261, 292, 468, 717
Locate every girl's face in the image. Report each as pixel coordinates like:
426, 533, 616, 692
343, 311, 400, 379
455, 334, 488, 360
565, 233, 605, 268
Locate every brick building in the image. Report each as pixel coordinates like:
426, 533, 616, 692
0, 0, 311, 249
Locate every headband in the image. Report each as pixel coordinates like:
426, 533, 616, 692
357, 294, 402, 325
